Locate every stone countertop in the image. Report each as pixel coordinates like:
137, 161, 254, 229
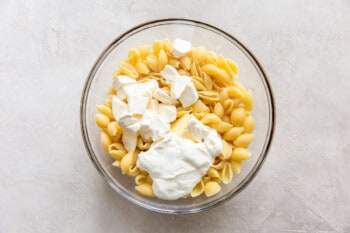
1, 0, 349, 232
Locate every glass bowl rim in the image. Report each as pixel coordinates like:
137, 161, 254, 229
80, 18, 276, 214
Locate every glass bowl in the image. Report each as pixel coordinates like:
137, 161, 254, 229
80, 19, 275, 214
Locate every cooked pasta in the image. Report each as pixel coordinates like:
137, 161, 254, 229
95, 39, 255, 199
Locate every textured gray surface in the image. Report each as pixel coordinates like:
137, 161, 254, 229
1, 0, 349, 232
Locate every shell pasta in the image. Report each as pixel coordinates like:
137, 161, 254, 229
95, 38, 255, 199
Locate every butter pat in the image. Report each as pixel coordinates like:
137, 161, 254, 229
179, 82, 198, 108
172, 39, 192, 58
128, 95, 150, 115
160, 65, 179, 82
158, 104, 177, 123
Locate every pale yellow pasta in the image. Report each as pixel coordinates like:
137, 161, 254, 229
213, 102, 224, 118
100, 131, 112, 152
221, 162, 233, 184
225, 86, 244, 98
232, 81, 247, 93
192, 100, 210, 113
177, 69, 191, 76
104, 97, 112, 108
96, 40, 255, 199
157, 49, 168, 71
222, 115, 230, 123
135, 173, 148, 185
107, 122, 122, 140
95, 114, 110, 129
135, 60, 150, 75
204, 51, 218, 65
218, 54, 234, 78
198, 91, 219, 103
146, 54, 158, 72
128, 48, 140, 64
192, 78, 207, 91
230, 107, 246, 126
202, 176, 211, 184
204, 181, 221, 197
211, 177, 222, 183
241, 90, 254, 112
127, 165, 140, 177
137, 45, 151, 58
109, 149, 127, 160
163, 38, 172, 53
137, 137, 152, 151
234, 133, 254, 148
153, 40, 163, 54
211, 159, 225, 170
107, 87, 116, 95
118, 61, 138, 78
191, 180, 204, 197
179, 55, 191, 70
222, 127, 244, 141
191, 46, 206, 64
135, 183, 155, 197
120, 151, 134, 174
207, 167, 221, 178
190, 62, 199, 77
219, 140, 233, 160
168, 58, 180, 68
108, 142, 127, 160
203, 72, 214, 91
144, 175, 153, 184
231, 148, 251, 161
176, 110, 192, 118
96, 105, 113, 119
202, 64, 232, 85
222, 99, 235, 114
214, 121, 233, 133
200, 113, 221, 125
230, 161, 241, 174
218, 88, 229, 103
243, 115, 255, 133
226, 58, 238, 75
112, 160, 121, 168
192, 75, 205, 85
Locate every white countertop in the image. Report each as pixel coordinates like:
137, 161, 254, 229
1, 0, 349, 232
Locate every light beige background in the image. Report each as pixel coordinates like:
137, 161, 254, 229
1, 0, 349, 232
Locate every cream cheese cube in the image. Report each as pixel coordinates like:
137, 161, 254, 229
117, 80, 158, 100
118, 114, 140, 135
128, 95, 150, 115
113, 75, 136, 90
158, 104, 177, 123
122, 131, 137, 152
171, 75, 192, 99
111, 96, 128, 120
140, 110, 170, 142
179, 82, 198, 107
187, 115, 222, 157
171, 38, 192, 58
160, 65, 179, 82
